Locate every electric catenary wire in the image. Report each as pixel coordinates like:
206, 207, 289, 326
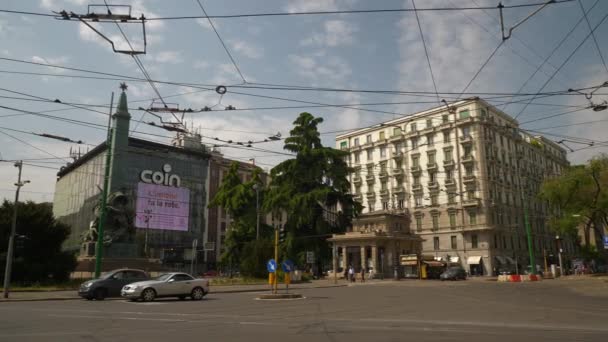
577, 0, 608, 74
411, 0, 440, 105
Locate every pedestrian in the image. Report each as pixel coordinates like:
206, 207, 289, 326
368, 267, 374, 280
360, 268, 365, 282
348, 265, 354, 283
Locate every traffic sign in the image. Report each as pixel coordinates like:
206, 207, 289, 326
603, 236, 608, 250
282, 259, 294, 272
267, 259, 277, 273
306, 251, 315, 264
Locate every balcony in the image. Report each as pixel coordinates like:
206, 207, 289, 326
392, 186, 405, 194
410, 165, 422, 173
379, 189, 390, 197
456, 116, 475, 126
412, 183, 423, 192
365, 175, 375, 183
389, 133, 404, 143
445, 178, 456, 187
392, 168, 404, 177
461, 155, 474, 164
459, 135, 473, 145
427, 181, 439, 189
353, 193, 362, 202
427, 162, 438, 170
462, 198, 480, 207
352, 176, 362, 184
443, 159, 455, 168
463, 174, 476, 184
392, 150, 405, 159
366, 191, 376, 199
379, 170, 389, 180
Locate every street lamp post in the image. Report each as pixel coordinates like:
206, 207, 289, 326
143, 209, 152, 257
556, 235, 564, 277
253, 183, 260, 240
3, 161, 29, 299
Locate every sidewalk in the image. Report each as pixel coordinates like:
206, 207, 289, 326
0, 280, 346, 302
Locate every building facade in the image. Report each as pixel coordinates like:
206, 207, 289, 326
335, 98, 573, 276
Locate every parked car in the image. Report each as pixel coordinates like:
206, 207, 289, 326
440, 267, 467, 281
78, 269, 149, 300
121, 272, 209, 302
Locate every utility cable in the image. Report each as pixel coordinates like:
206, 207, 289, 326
457, 41, 504, 99
578, 0, 608, 74
195, 0, 247, 83
412, 0, 439, 105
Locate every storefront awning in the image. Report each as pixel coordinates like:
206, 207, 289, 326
449, 256, 460, 263
402, 261, 418, 266
424, 261, 445, 267
467, 256, 482, 265
495, 256, 507, 265
505, 256, 516, 264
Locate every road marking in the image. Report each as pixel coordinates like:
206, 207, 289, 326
239, 321, 273, 326
48, 314, 186, 322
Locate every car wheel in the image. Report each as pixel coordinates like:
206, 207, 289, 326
141, 288, 156, 302
191, 287, 205, 301
85, 296, 93, 301
94, 288, 106, 301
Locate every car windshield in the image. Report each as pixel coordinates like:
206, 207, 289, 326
99, 271, 115, 280
155, 274, 173, 281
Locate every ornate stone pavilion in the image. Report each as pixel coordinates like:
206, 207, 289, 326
329, 210, 422, 278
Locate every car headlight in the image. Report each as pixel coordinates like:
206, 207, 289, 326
82, 281, 93, 288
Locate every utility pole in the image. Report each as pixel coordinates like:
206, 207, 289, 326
523, 194, 536, 275
273, 225, 278, 294
253, 183, 260, 240
3, 161, 29, 298
95, 92, 115, 278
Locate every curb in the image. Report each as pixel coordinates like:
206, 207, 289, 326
0, 284, 347, 302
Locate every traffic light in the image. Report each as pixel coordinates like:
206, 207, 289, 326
279, 225, 286, 243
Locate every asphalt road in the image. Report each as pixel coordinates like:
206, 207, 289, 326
1, 279, 607, 342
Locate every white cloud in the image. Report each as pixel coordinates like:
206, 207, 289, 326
150, 51, 183, 64
301, 20, 357, 47
194, 60, 209, 70
228, 39, 264, 59
288, 53, 351, 85
31, 55, 70, 75
284, 0, 357, 13
196, 18, 219, 31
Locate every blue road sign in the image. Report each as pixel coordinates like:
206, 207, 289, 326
603, 236, 608, 250
267, 259, 277, 273
282, 259, 294, 273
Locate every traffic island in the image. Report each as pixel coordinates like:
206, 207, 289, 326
256, 293, 304, 300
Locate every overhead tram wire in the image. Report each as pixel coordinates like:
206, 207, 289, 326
457, 40, 504, 100
514, 10, 608, 119
0, 129, 70, 162
412, 0, 440, 105
195, 0, 247, 84
503, 0, 601, 112
578, 0, 608, 74
1, 1, 577, 20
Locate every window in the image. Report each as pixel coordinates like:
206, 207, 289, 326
432, 215, 439, 230
397, 199, 404, 209
367, 149, 373, 160
414, 195, 423, 207
480, 109, 487, 117
381, 181, 387, 190
412, 155, 420, 167
446, 169, 453, 180
448, 193, 456, 204
393, 127, 401, 136
426, 119, 433, 128
411, 137, 418, 149
380, 147, 386, 158
354, 137, 359, 146
449, 212, 457, 228
463, 146, 472, 157
416, 216, 423, 231
366, 134, 372, 143
428, 152, 436, 164
354, 152, 360, 163
494, 234, 498, 248
445, 150, 453, 162
465, 166, 473, 176
382, 201, 389, 210
442, 114, 449, 123
379, 131, 385, 140
430, 194, 438, 206
443, 131, 450, 143
427, 134, 434, 146
472, 234, 478, 249
462, 126, 471, 137
413, 175, 420, 185
429, 172, 437, 182
340, 141, 347, 150
411, 122, 417, 132
433, 237, 440, 250
451, 236, 457, 249
459, 109, 470, 119
469, 211, 477, 225
368, 202, 375, 212
503, 235, 507, 249
467, 190, 475, 200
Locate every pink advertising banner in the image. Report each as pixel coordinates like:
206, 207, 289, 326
135, 182, 190, 231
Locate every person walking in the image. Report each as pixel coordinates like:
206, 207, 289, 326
360, 268, 365, 282
348, 265, 354, 283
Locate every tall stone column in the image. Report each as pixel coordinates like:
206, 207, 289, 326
371, 245, 378, 274
342, 246, 349, 271
360, 246, 367, 271
332, 243, 338, 275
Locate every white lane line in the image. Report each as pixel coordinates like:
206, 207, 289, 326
48, 314, 186, 322
238, 322, 274, 326
0, 331, 92, 338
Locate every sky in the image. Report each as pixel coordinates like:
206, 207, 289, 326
0, 0, 607, 203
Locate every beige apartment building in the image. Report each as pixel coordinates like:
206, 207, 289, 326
334, 98, 574, 276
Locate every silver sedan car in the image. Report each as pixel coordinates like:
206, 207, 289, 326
121, 272, 209, 302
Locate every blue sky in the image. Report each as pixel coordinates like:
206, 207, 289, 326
0, 0, 607, 202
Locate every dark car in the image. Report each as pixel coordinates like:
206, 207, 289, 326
440, 267, 467, 281
78, 269, 149, 300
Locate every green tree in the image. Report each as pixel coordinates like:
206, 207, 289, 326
264, 112, 361, 273
540, 154, 608, 252
209, 162, 271, 276
0, 201, 77, 284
